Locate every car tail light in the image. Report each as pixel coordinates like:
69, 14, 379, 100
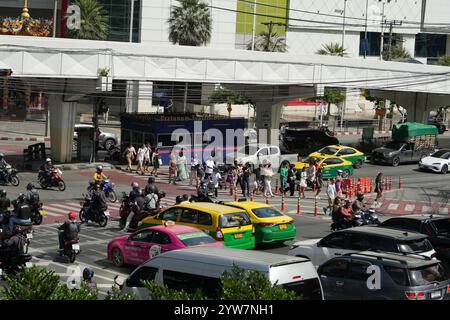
405, 291, 426, 300
252, 226, 255, 237
215, 228, 224, 241
447, 285, 450, 294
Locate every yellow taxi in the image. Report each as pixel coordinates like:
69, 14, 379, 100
309, 145, 366, 169
294, 155, 354, 179
138, 202, 255, 249
224, 201, 296, 244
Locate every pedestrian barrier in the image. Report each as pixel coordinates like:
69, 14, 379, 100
274, 180, 279, 195
281, 192, 285, 212
296, 194, 301, 215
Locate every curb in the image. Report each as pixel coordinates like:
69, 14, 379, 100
335, 130, 391, 136
0, 137, 50, 142
55, 162, 115, 171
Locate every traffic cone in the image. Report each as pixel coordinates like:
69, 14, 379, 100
398, 176, 402, 190
274, 179, 279, 195
281, 191, 285, 212
266, 192, 269, 205
296, 194, 301, 215
314, 196, 318, 217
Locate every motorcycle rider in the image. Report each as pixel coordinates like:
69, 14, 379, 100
144, 177, 159, 196
352, 192, 366, 214
93, 165, 108, 185
0, 153, 11, 182
122, 182, 145, 232
40, 158, 55, 185
24, 183, 40, 206
332, 198, 352, 229
9, 194, 31, 231
0, 189, 11, 226
87, 182, 107, 222
58, 211, 80, 252
0, 225, 26, 263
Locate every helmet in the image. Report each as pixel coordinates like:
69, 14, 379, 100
83, 268, 94, 281
68, 211, 77, 220
17, 194, 25, 202
182, 194, 189, 201
0, 153, 4, 159
147, 177, 155, 184
175, 195, 182, 204
0, 189, 6, 197
131, 182, 139, 189
46, 158, 52, 163
26, 182, 35, 190
96, 165, 103, 173
337, 170, 343, 174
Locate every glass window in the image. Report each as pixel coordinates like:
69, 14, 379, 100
219, 212, 251, 228
180, 209, 198, 224
415, 33, 447, 58
197, 212, 213, 226
338, 148, 356, 156
347, 234, 370, 251
399, 219, 422, 232
433, 219, 450, 235
318, 146, 339, 155
130, 230, 154, 242
381, 219, 405, 229
397, 239, 433, 254
409, 263, 450, 286
127, 267, 158, 288
321, 233, 350, 249
348, 261, 371, 281
152, 231, 171, 245
359, 32, 381, 56
270, 147, 279, 155
160, 208, 182, 221
282, 279, 323, 300
319, 259, 348, 277
252, 207, 284, 218
258, 148, 269, 156
131, 131, 143, 145
176, 232, 216, 246
368, 236, 396, 252
323, 158, 342, 165
163, 270, 221, 298
384, 266, 409, 286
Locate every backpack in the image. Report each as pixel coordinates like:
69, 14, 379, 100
17, 204, 31, 220
65, 221, 79, 240
30, 190, 40, 203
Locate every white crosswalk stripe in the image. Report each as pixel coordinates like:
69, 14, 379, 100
405, 204, 415, 212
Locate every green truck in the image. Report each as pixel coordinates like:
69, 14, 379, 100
371, 122, 438, 167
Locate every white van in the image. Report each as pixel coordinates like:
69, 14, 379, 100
121, 246, 323, 300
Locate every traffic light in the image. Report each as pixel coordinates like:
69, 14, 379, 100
0, 69, 13, 76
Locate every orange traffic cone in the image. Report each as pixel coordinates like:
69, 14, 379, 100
314, 196, 318, 217
274, 180, 279, 195
281, 192, 285, 212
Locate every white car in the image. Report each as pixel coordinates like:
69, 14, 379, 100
419, 149, 450, 174
73, 124, 118, 151
288, 227, 436, 268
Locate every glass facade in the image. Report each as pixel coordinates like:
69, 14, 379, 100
359, 32, 381, 56
415, 33, 447, 58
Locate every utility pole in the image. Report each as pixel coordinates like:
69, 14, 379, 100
341, 0, 348, 51
363, 0, 369, 58
379, 0, 391, 60
52, 0, 58, 37
385, 19, 403, 61
251, 0, 257, 51
92, 98, 100, 163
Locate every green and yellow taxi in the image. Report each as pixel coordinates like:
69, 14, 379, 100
138, 202, 255, 250
295, 155, 354, 179
224, 201, 296, 244
309, 145, 366, 168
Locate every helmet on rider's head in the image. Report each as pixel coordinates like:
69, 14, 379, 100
46, 158, 52, 163
17, 193, 25, 202
175, 195, 182, 204
0, 153, 4, 159
0, 189, 6, 197
96, 165, 103, 173
83, 268, 94, 281
337, 170, 343, 174
26, 182, 35, 190
68, 211, 77, 220
131, 182, 139, 189
147, 177, 155, 184
357, 192, 364, 200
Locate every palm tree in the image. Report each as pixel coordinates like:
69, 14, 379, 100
248, 31, 287, 52
385, 46, 411, 61
316, 42, 348, 57
66, 0, 109, 40
168, 0, 212, 46
437, 55, 450, 66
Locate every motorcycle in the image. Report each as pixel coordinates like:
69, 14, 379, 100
28, 201, 46, 225
119, 192, 165, 231
38, 168, 66, 191
0, 165, 20, 186
118, 192, 134, 230
330, 208, 380, 231
0, 250, 32, 276
189, 183, 216, 203
79, 193, 109, 227
58, 230, 80, 263
354, 208, 380, 226
87, 179, 117, 203
319, 125, 335, 137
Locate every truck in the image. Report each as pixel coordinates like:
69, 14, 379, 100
371, 122, 438, 167
225, 143, 298, 171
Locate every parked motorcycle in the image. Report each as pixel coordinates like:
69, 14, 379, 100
79, 193, 109, 227
0, 165, 20, 186
58, 230, 80, 263
38, 168, 66, 191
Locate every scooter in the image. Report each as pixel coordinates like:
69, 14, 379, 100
355, 208, 380, 225
0, 165, 20, 186
119, 192, 134, 230
38, 168, 66, 191
58, 230, 80, 263
330, 215, 364, 231
121, 192, 166, 231
79, 194, 109, 227
0, 250, 32, 276
87, 179, 117, 203
28, 201, 46, 225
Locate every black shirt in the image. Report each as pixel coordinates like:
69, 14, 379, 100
0, 197, 10, 212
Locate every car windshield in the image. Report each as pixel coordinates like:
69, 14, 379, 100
318, 147, 338, 155
219, 212, 251, 228
252, 207, 284, 218
431, 150, 450, 158
237, 145, 258, 155
397, 239, 433, 254
385, 141, 402, 150
433, 219, 450, 235
176, 232, 216, 246
408, 263, 450, 286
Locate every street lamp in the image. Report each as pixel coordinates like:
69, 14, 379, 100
334, 0, 348, 52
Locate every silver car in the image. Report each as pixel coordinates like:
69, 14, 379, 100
73, 124, 118, 151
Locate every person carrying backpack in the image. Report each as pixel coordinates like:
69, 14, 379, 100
58, 211, 80, 251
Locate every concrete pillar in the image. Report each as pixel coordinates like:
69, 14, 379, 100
255, 101, 282, 145
126, 80, 154, 113
403, 34, 416, 57
48, 95, 76, 163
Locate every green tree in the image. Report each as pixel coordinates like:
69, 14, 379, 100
437, 55, 450, 66
66, 0, 109, 40
209, 87, 250, 105
249, 31, 287, 52
313, 88, 346, 117
143, 280, 206, 300
316, 42, 348, 57
385, 46, 411, 61
168, 0, 212, 46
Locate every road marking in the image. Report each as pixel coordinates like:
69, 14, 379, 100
422, 206, 432, 213
387, 203, 399, 210
405, 204, 415, 212
44, 205, 72, 215
49, 203, 75, 210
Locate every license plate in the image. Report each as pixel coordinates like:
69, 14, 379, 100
104, 211, 110, 216
431, 291, 442, 299
25, 262, 33, 268
279, 224, 287, 230
234, 233, 243, 239
72, 244, 80, 251
26, 233, 33, 239
39, 210, 46, 216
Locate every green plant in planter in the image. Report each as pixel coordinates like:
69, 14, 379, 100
98, 68, 110, 77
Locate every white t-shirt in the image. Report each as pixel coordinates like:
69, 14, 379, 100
137, 147, 147, 161
205, 159, 215, 174
144, 147, 151, 159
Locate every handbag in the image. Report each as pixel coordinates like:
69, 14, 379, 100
158, 158, 163, 166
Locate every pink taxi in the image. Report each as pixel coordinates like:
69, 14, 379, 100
107, 223, 223, 267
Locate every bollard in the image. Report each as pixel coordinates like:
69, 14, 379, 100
296, 194, 301, 215
250, 191, 254, 202
314, 196, 318, 217
234, 191, 237, 202
281, 192, 285, 212
266, 192, 269, 205
230, 183, 233, 196
274, 179, 279, 195
398, 176, 402, 190
389, 176, 392, 191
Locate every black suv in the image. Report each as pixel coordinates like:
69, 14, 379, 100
318, 251, 450, 300
380, 215, 450, 267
